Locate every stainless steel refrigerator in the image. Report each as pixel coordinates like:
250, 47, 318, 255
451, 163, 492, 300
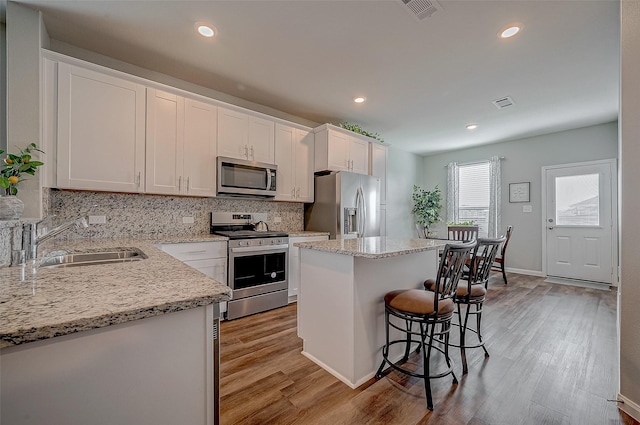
304, 171, 381, 239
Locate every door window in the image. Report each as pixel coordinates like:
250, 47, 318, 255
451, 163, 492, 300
554, 173, 599, 226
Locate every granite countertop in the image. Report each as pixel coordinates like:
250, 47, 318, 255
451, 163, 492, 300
295, 237, 448, 259
0, 235, 232, 348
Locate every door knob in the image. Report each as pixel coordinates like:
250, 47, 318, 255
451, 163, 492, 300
548, 226, 554, 230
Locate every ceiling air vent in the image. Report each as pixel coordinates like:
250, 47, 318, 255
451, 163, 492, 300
492, 96, 515, 110
399, 0, 443, 21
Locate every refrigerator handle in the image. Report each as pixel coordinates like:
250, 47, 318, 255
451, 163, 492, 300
357, 186, 366, 237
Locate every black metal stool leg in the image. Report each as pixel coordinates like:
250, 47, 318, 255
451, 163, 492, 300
422, 321, 436, 410
402, 319, 412, 361
375, 310, 390, 378
460, 302, 471, 375
476, 302, 489, 357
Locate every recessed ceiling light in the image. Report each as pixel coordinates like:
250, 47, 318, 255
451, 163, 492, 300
500, 25, 521, 39
466, 124, 478, 130
196, 24, 216, 38
354, 97, 366, 104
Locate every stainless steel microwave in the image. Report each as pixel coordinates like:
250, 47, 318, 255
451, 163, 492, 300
217, 156, 277, 198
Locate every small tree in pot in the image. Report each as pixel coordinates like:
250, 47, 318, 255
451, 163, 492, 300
412, 184, 442, 238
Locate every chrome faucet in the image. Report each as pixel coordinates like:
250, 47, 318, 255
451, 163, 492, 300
22, 216, 89, 261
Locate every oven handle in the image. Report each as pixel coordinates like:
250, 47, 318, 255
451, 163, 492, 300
230, 244, 289, 253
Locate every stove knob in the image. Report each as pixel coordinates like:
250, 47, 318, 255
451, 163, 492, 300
259, 240, 264, 245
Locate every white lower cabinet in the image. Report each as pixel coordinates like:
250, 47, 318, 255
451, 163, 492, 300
157, 241, 228, 314
288, 235, 329, 302
1, 304, 218, 425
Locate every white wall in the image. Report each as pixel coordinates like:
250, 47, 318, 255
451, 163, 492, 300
619, 0, 640, 419
6, 2, 48, 217
421, 122, 618, 274
1, 22, 6, 152
386, 146, 423, 238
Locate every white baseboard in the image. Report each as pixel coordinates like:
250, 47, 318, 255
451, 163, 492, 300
618, 394, 640, 422
504, 267, 545, 277
544, 276, 612, 291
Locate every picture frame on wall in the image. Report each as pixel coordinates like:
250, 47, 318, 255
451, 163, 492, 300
509, 182, 530, 203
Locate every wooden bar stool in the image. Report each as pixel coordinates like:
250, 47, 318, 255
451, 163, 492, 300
375, 241, 475, 410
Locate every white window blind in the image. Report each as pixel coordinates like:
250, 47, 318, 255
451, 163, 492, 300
458, 162, 490, 237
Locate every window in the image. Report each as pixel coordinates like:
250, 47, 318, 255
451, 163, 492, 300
458, 162, 490, 237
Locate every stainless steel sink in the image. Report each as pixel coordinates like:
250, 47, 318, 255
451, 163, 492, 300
39, 247, 147, 269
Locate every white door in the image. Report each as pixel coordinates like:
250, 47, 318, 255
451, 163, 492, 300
544, 160, 616, 284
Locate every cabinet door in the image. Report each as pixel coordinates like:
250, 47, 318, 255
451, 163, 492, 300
146, 89, 184, 195
217, 107, 248, 160
274, 123, 295, 201
370, 142, 388, 204
248, 115, 275, 163
349, 137, 370, 175
57, 63, 146, 192
327, 130, 350, 171
294, 129, 314, 202
184, 98, 217, 197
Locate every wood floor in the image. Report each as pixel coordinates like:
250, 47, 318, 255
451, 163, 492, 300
220, 273, 637, 425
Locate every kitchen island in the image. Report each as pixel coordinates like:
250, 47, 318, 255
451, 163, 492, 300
0, 236, 231, 425
295, 237, 448, 389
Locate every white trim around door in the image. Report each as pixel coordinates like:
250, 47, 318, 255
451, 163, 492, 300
541, 159, 618, 286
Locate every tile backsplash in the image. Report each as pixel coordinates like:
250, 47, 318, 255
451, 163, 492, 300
46, 189, 304, 239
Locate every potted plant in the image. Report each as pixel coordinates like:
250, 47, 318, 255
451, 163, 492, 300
0, 143, 44, 220
412, 184, 442, 238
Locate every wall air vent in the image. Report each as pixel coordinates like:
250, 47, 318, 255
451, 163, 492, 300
399, 0, 443, 21
492, 96, 515, 109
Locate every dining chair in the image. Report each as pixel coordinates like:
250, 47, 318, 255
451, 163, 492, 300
491, 225, 513, 284
448, 225, 479, 242
375, 240, 476, 410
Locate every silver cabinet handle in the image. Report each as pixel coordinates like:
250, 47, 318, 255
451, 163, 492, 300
250, 145, 254, 160
292, 188, 296, 198
136, 172, 141, 188
185, 250, 207, 254
244, 145, 249, 158
296, 187, 300, 198
178, 176, 182, 191
186, 177, 190, 192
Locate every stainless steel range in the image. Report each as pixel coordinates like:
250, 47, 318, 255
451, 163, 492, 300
210, 212, 288, 320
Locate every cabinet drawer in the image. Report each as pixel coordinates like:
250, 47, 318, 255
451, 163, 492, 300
158, 241, 227, 261
183, 258, 227, 283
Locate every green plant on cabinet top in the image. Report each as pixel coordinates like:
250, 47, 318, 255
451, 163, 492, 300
337, 122, 384, 143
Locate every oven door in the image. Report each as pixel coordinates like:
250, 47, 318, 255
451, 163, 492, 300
228, 244, 288, 299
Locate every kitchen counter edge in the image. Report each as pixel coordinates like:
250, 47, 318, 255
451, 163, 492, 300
295, 237, 448, 259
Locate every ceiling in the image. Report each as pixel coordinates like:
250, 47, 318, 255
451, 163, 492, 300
9, 0, 620, 156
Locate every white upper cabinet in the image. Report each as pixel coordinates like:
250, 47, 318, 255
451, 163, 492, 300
314, 124, 370, 174
183, 98, 218, 197
146, 88, 217, 197
146, 89, 184, 195
275, 123, 314, 202
56, 63, 146, 193
369, 141, 388, 205
217, 107, 275, 163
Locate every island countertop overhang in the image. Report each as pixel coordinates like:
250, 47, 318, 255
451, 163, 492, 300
295, 237, 448, 259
